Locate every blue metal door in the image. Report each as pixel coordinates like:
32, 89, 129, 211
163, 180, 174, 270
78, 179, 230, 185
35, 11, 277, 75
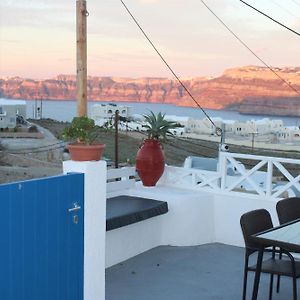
0, 173, 84, 300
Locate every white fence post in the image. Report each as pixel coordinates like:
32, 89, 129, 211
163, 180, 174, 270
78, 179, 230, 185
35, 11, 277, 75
63, 160, 107, 300
219, 152, 227, 191
266, 160, 273, 198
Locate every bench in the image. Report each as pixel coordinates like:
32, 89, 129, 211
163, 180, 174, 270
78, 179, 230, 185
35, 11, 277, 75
106, 167, 171, 267
105, 167, 213, 268
106, 195, 168, 231
106, 167, 168, 231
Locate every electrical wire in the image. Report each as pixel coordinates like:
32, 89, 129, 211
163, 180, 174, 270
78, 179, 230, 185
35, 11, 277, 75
199, 0, 300, 96
291, 0, 300, 7
1, 144, 65, 155
239, 0, 300, 37
118, 119, 300, 170
5, 152, 62, 167
126, 119, 220, 151
118, 120, 218, 158
269, 0, 300, 20
118, 0, 221, 134
0, 140, 66, 153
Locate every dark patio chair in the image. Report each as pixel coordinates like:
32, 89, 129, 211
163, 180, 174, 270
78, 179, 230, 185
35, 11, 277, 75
240, 209, 300, 300
276, 197, 300, 225
276, 197, 300, 293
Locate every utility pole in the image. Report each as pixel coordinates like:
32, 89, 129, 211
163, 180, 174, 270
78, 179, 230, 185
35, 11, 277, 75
251, 132, 255, 153
40, 97, 43, 119
114, 111, 119, 168
76, 0, 88, 116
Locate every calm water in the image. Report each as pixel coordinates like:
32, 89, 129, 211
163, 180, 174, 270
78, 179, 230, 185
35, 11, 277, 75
5, 99, 300, 126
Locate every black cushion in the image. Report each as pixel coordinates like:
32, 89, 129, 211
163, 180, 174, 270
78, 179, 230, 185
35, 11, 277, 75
106, 195, 168, 231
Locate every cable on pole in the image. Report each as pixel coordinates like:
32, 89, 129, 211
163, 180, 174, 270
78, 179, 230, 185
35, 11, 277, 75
118, 0, 221, 134
239, 0, 300, 37
199, 0, 300, 97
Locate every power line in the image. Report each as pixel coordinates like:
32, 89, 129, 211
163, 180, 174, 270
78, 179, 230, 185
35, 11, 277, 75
269, 0, 300, 20
291, 0, 300, 7
1, 144, 65, 155
239, 0, 300, 37
126, 119, 220, 151
5, 152, 62, 167
199, 0, 300, 97
118, 0, 221, 133
119, 120, 218, 158
1, 140, 66, 153
168, 134, 219, 152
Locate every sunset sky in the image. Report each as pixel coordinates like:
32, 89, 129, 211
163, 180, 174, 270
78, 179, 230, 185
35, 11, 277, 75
0, 0, 299, 79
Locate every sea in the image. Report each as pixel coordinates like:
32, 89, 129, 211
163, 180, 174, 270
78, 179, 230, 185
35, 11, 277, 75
4, 98, 300, 127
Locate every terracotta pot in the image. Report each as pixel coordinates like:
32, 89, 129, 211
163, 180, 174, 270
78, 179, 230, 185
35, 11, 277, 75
67, 143, 105, 161
136, 139, 165, 186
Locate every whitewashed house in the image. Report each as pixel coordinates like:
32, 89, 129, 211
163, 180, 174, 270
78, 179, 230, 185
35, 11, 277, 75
233, 120, 255, 136
186, 117, 223, 135
91, 103, 132, 126
0, 99, 26, 129
233, 119, 284, 136
255, 118, 283, 134
275, 126, 300, 143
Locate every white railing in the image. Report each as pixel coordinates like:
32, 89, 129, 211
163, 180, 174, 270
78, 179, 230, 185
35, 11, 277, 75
219, 152, 300, 199
158, 166, 221, 192
106, 152, 300, 200
107, 167, 136, 194
160, 152, 300, 200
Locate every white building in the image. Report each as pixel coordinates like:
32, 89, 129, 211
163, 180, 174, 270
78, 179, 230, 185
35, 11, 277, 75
186, 117, 235, 135
0, 99, 26, 129
186, 117, 223, 135
91, 103, 132, 126
233, 119, 283, 136
275, 126, 300, 143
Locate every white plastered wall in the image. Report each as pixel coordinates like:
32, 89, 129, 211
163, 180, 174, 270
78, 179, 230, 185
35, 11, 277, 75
106, 184, 214, 267
63, 161, 106, 300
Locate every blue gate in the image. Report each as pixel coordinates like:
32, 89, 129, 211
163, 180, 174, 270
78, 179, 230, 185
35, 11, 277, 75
0, 173, 84, 300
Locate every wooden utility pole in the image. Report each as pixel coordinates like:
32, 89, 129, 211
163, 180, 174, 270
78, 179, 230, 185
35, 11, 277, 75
76, 0, 88, 116
114, 111, 119, 168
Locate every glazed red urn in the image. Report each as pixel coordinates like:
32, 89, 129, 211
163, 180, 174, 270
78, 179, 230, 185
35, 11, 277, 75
136, 139, 165, 187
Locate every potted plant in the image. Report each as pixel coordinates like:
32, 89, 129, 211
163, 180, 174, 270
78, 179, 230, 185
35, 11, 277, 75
63, 116, 105, 161
136, 111, 178, 186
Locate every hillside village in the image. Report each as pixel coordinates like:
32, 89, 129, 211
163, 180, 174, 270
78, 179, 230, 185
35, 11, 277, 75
91, 103, 300, 147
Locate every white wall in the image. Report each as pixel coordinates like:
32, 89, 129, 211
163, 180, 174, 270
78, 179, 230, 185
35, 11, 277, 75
213, 193, 279, 247
63, 161, 107, 300
106, 184, 214, 267
105, 180, 283, 268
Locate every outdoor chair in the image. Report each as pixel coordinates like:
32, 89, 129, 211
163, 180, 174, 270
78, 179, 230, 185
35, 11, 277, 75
276, 197, 300, 294
240, 209, 300, 300
276, 197, 300, 225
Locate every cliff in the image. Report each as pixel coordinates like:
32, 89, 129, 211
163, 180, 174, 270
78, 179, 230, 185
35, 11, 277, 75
1, 65, 300, 116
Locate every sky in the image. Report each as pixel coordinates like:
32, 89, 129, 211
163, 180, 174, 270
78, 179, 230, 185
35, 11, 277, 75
0, 0, 299, 79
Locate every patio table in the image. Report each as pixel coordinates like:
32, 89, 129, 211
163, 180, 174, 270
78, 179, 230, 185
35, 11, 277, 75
251, 219, 300, 300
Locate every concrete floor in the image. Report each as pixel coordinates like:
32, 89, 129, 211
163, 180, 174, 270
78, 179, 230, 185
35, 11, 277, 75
106, 243, 295, 300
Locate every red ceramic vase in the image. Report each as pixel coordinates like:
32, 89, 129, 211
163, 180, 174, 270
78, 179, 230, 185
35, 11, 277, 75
136, 139, 165, 186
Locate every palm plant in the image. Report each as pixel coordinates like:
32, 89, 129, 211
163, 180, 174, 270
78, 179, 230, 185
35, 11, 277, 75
143, 111, 178, 140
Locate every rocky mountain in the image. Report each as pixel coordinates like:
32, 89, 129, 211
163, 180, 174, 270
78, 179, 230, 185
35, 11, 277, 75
1, 66, 300, 116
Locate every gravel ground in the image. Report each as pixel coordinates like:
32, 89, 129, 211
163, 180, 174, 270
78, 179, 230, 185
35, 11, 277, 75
0, 120, 64, 184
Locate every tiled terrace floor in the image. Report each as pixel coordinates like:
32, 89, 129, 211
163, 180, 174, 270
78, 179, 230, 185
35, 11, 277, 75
106, 243, 296, 300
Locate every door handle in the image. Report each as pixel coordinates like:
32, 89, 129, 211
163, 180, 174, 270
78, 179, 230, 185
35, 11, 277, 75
68, 202, 81, 213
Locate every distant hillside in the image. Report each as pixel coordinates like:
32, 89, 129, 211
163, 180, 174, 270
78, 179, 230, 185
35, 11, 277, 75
1, 65, 300, 116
